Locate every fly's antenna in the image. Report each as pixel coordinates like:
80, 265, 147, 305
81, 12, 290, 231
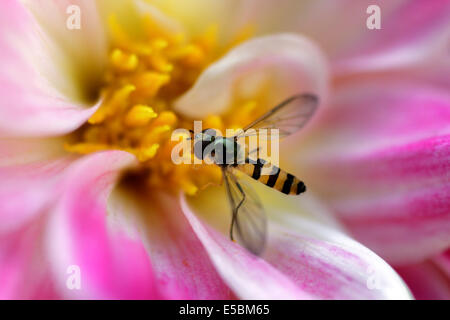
185, 129, 194, 141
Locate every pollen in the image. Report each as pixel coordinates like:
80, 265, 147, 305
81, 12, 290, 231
110, 49, 139, 72
66, 14, 256, 195
124, 105, 157, 127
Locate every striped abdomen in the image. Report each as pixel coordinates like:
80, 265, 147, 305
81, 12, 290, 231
236, 159, 306, 195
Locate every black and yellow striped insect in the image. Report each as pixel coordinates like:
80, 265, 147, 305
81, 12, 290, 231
191, 93, 318, 255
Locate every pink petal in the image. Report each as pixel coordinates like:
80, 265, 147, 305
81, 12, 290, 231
0, 0, 104, 136
299, 83, 450, 156
46, 151, 158, 299
180, 195, 314, 299
164, 1, 448, 83
334, 0, 450, 75
229, 1, 448, 78
265, 221, 412, 299
222, 1, 404, 56
22, 0, 108, 68
115, 190, 232, 299
292, 83, 450, 265
182, 190, 412, 299
152, 1, 402, 60
174, 34, 328, 118
0, 218, 60, 299
396, 250, 450, 300
0, 137, 65, 166
0, 154, 73, 233
433, 249, 450, 279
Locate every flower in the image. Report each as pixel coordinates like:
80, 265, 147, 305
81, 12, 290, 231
0, 0, 448, 299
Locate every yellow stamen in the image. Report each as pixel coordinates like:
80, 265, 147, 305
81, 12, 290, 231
204, 115, 224, 132
110, 49, 139, 72
229, 100, 258, 129
124, 105, 157, 127
64, 142, 110, 154
132, 72, 170, 98
169, 44, 205, 66
152, 111, 177, 127
89, 84, 136, 124
148, 54, 174, 73
108, 15, 153, 55
137, 144, 160, 162
151, 38, 169, 50
67, 15, 255, 196
180, 180, 198, 196
195, 25, 218, 53
142, 125, 171, 146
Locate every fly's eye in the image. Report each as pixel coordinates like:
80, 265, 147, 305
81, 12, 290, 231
202, 134, 212, 141
202, 128, 217, 138
222, 138, 234, 150
194, 139, 214, 160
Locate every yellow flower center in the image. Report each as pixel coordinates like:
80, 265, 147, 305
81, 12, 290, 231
66, 14, 257, 195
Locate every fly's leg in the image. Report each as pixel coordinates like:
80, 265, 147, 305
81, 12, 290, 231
229, 178, 246, 241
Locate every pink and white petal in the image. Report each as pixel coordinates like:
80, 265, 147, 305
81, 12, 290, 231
265, 220, 412, 299
0, 218, 60, 299
433, 249, 450, 279
174, 34, 328, 118
0, 0, 103, 136
290, 82, 450, 265
396, 250, 450, 300
322, 149, 449, 266
228, 1, 404, 56
0, 137, 65, 166
109, 188, 232, 299
149, 0, 402, 57
183, 186, 411, 299
181, 194, 314, 300
0, 154, 74, 234
156, 0, 449, 90
0, 136, 72, 233
296, 82, 450, 157
334, 0, 450, 75
46, 151, 158, 299
21, 0, 108, 101
224, 0, 449, 76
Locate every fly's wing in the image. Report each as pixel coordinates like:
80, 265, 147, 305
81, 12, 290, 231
237, 93, 318, 140
223, 167, 267, 255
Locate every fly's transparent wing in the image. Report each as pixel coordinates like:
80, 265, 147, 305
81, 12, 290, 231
223, 168, 267, 255
238, 93, 318, 139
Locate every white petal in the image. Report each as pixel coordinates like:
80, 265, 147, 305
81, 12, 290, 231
174, 34, 328, 118
184, 182, 412, 299
21, 0, 108, 103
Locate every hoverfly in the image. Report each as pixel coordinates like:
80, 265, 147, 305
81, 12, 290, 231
190, 94, 318, 255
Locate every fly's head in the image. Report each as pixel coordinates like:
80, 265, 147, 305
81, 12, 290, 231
192, 128, 218, 161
